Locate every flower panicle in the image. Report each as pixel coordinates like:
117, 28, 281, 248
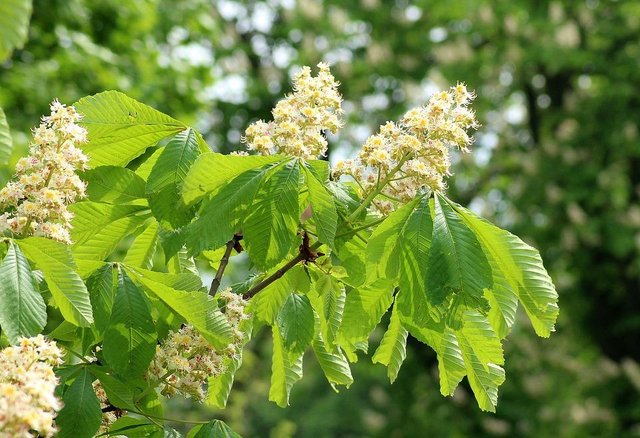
243, 62, 343, 159
146, 289, 250, 402
333, 82, 479, 214
0, 99, 89, 244
0, 335, 63, 438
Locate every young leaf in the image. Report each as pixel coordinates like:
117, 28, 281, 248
303, 164, 337, 249
451, 200, 559, 337
0, 241, 47, 343
366, 198, 420, 283
75, 91, 186, 166
82, 166, 147, 205
126, 267, 232, 350
428, 194, 491, 317
182, 152, 281, 205
70, 202, 150, 273
103, 268, 157, 378
308, 273, 345, 348
56, 368, 103, 438
337, 278, 395, 347
276, 294, 315, 355
372, 300, 408, 383
146, 128, 201, 227
188, 420, 241, 438
244, 160, 300, 269
312, 317, 353, 390
123, 220, 159, 270
269, 325, 304, 407
17, 237, 93, 327
85, 263, 116, 334
333, 235, 367, 288
0, 106, 13, 165
184, 164, 274, 256
0, 0, 32, 62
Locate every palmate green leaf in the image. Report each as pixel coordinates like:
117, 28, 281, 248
269, 325, 304, 407
312, 310, 353, 390
123, 220, 159, 270
182, 152, 282, 205
82, 166, 147, 205
71, 202, 150, 273
251, 266, 310, 324
0, 0, 32, 62
184, 163, 276, 256
86, 263, 116, 334
244, 160, 300, 269
276, 294, 315, 355
135, 146, 165, 181
126, 267, 232, 350
333, 234, 367, 288
429, 194, 492, 317
146, 128, 201, 227
372, 300, 408, 383
18, 237, 93, 327
303, 163, 337, 249
308, 273, 345, 348
103, 269, 156, 378
451, 200, 559, 337
0, 106, 13, 166
0, 241, 46, 343
89, 367, 135, 410
188, 420, 241, 438
75, 91, 186, 167
337, 278, 395, 350
56, 368, 102, 438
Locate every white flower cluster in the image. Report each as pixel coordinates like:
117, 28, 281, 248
243, 63, 343, 159
334, 83, 478, 214
92, 381, 125, 436
0, 100, 89, 243
146, 289, 250, 402
0, 335, 63, 438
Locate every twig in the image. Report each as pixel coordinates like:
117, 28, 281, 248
209, 233, 243, 296
243, 232, 321, 300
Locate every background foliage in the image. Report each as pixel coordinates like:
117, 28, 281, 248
1, 0, 639, 436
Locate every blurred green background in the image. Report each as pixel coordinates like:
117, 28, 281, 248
1, 0, 639, 436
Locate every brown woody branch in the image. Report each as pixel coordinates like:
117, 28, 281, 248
209, 233, 243, 296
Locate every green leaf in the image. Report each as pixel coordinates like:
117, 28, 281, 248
188, 420, 241, 438
366, 198, 420, 283
251, 266, 309, 324
372, 300, 408, 383
395, 200, 435, 326
307, 273, 345, 348
269, 325, 304, 407
451, 200, 559, 337
103, 268, 157, 378
126, 267, 232, 350
75, 91, 186, 166
303, 164, 337, 249
70, 202, 149, 273
147, 128, 201, 227
123, 220, 159, 270
333, 234, 367, 288
184, 163, 275, 256
429, 194, 491, 323
276, 294, 315, 355
82, 166, 147, 205
86, 263, 116, 334
244, 160, 300, 269
182, 152, 282, 205
0, 0, 32, 62
56, 368, 102, 438
0, 241, 46, 343
89, 367, 135, 410
0, 106, 13, 166
312, 323, 353, 390
18, 237, 93, 327
337, 278, 395, 348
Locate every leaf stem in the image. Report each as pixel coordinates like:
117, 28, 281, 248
209, 233, 243, 296
334, 216, 386, 240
